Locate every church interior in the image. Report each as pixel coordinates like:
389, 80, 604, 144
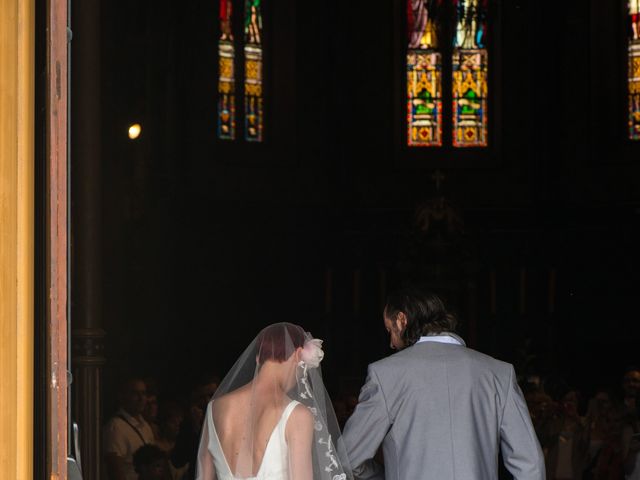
3, 0, 640, 477
85, 0, 640, 398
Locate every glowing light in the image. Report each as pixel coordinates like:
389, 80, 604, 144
128, 123, 142, 140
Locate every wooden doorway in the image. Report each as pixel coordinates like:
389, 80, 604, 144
0, 0, 70, 477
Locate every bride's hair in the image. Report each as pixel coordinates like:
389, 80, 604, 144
256, 322, 306, 364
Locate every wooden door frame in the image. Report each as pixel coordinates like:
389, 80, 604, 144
0, 0, 35, 478
46, 0, 70, 477
2, 0, 70, 477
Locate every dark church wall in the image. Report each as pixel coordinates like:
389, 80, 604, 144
98, 0, 640, 404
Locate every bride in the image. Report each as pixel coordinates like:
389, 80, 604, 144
195, 323, 352, 480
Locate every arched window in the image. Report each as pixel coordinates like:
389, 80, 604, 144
217, 0, 265, 142
406, 0, 489, 149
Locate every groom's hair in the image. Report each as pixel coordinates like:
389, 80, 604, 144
385, 287, 457, 347
256, 323, 306, 364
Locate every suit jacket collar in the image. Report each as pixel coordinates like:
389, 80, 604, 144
417, 332, 466, 347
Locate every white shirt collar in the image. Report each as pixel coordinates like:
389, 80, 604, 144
416, 333, 464, 346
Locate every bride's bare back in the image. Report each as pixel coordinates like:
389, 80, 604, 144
212, 385, 297, 477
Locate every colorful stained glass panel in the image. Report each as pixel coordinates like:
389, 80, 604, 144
408, 51, 442, 146
452, 0, 488, 148
407, 0, 442, 147
244, 0, 263, 142
454, 0, 487, 50
452, 48, 488, 147
217, 0, 235, 140
629, 0, 640, 140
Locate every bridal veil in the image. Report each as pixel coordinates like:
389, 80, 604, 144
195, 322, 352, 480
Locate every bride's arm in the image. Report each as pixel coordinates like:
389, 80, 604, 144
195, 403, 217, 480
286, 405, 314, 480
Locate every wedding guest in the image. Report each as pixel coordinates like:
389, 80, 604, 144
525, 390, 554, 436
623, 428, 640, 480
622, 398, 640, 480
524, 374, 543, 394
592, 411, 626, 480
171, 378, 212, 480
193, 373, 220, 407
620, 367, 640, 417
104, 377, 155, 480
583, 389, 616, 479
155, 400, 188, 480
538, 387, 588, 480
132, 444, 170, 480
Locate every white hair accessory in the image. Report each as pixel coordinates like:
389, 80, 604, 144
300, 337, 324, 368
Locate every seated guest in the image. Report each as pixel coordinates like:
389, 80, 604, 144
104, 377, 155, 480
132, 444, 169, 480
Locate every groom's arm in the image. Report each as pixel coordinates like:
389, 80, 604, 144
499, 365, 546, 480
342, 365, 389, 480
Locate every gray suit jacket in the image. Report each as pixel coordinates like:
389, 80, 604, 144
342, 336, 545, 480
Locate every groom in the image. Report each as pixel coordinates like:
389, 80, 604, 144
342, 287, 545, 480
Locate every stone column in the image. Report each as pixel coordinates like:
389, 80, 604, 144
70, 0, 104, 478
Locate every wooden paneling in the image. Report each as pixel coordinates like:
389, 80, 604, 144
47, 0, 69, 476
0, 0, 35, 478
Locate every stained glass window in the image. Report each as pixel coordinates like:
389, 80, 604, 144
244, 0, 264, 142
406, 0, 489, 149
218, 0, 236, 140
452, 0, 488, 147
407, 0, 443, 147
629, 0, 640, 140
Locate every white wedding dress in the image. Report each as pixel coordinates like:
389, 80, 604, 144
205, 400, 300, 480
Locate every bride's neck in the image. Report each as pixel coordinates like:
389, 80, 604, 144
253, 362, 288, 395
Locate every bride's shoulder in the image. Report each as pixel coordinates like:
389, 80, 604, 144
211, 387, 250, 414
285, 403, 314, 442
288, 402, 313, 427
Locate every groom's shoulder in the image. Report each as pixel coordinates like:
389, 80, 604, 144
463, 346, 514, 374
367, 346, 421, 373
369, 344, 512, 376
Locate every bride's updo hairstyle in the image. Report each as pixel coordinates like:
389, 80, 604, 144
385, 286, 457, 347
256, 322, 306, 365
